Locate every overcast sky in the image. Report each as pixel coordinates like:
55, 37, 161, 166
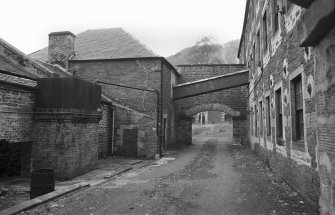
0, 0, 246, 57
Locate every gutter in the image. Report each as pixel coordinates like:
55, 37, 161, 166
237, 0, 251, 58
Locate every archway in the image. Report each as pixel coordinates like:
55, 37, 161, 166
175, 103, 246, 145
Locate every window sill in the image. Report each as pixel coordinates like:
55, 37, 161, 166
292, 140, 305, 152
276, 137, 284, 146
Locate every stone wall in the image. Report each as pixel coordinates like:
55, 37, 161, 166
313, 27, 335, 214
70, 59, 161, 118
70, 58, 177, 156
113, 104, 157, 158
98, 103, 113, 158
174, 64, 248, 145
240, 1, 320, 208
177, 64, 246, 83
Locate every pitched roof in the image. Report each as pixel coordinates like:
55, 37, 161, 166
29, 28, 158, 61
0, 38, 57, 79
32, 59, 72, 77
0, 71, 37, 87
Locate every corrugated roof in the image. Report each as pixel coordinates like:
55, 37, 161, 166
29, 28, 158, 61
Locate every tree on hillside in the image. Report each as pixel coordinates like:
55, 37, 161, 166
166, 38, 240, 65
187, 36, 225, 64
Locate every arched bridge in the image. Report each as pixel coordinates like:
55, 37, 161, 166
173, 64, 249, 145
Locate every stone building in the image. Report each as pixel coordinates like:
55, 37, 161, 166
238, 0, 335, 212
29, 28, 180, 158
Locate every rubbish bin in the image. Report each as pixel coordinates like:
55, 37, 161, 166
30, 169, 55, 199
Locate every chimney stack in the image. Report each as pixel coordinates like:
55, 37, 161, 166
48, 31, 75, 68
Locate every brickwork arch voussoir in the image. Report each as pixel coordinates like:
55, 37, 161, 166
184, 103, 240, 117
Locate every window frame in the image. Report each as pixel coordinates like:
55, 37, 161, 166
262, 11, 268, 54
272, 0, 280, 35
259, 100, 263, 137
266, 96, 271, 137
255, 104, 258, 137
291, 75, 304, 141
275, 88, 284, 145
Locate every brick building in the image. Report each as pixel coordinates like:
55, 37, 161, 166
29, 28, 180, 158
238, 0, 335, 212
0, 37, 105, 180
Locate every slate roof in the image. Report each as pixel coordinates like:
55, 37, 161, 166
29, 28, 158, 61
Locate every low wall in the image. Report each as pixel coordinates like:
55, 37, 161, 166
32, 108, 101, 180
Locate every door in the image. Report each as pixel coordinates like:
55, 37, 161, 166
122, 128, 138, 157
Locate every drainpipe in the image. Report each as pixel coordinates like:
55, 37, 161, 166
159, 60, 164, 157
94, 80, 161, 157
111, 107, 115, 155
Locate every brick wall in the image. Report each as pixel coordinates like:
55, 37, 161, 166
0, 83, 35, 143
240, 0, 320, 208
32, 108, 101, 180
0, 83, 36, 176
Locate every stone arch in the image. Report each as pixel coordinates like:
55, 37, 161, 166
176, 103, 246, 145
184, 103, 240, 117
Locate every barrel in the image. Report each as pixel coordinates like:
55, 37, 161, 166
30, 169, 55, 199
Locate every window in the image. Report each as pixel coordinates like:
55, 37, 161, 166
249, 0, 254, 20
262, 11, 268, 53
255, 105, 258, 137
257, 31, 261, 66
291, 75, 304, 141
272, 0, 279, 34
275, 88, 283, 145
251, 107, 254, 135
259, 101, 263, 137
286, 0, 293, 11
253, 44, 256, 74
266, 96, 271, 136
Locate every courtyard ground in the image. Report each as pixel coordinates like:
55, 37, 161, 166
12, 123, 318, 215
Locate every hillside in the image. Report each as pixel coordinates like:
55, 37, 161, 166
167, 38, 240, 65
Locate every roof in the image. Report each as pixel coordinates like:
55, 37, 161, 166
0, 70, 37, 88
0, 38, 57, 79
237, 0, 251, 58
33, 59, 72, 77
29, 28, 158, 61
0, 55, 38, 78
